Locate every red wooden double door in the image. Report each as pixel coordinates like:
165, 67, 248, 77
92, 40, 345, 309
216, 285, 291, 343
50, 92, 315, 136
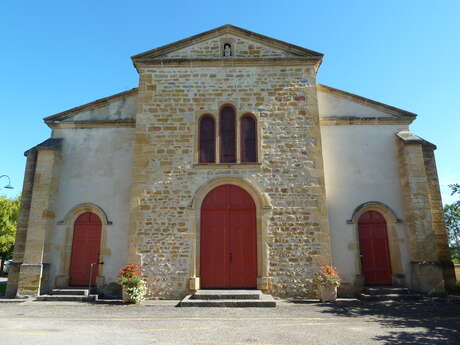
358, 211, 392, 285
200, 185, 257, 288
69, 212, 102, 286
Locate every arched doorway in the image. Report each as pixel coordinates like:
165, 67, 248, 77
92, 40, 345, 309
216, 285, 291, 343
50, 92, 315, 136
69, 212, 102, 286
200, 184, 257, 288
358, 211, 392, 285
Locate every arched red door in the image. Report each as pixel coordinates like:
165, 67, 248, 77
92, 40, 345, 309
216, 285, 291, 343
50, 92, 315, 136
358, 211, 392, 285
200, 185, 257, 288
69, 212, 102, 286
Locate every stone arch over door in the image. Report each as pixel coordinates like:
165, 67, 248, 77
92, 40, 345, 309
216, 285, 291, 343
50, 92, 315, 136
55, 203, 111, 289
348, 202, 405, 286
189, 177, 272, 292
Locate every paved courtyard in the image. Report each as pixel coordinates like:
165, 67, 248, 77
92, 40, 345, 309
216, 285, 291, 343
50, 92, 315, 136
1, 298, 459, 345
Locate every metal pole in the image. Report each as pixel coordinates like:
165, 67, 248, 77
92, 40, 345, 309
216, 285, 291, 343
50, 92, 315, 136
88, 263, 95, 293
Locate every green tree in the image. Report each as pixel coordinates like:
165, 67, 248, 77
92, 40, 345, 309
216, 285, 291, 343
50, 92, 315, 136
450, 183, 460, 208
445, 184, 460, 264
0, 195, 20, 272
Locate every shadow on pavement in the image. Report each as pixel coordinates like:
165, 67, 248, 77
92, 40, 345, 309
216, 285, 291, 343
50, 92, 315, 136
312, 298, 460, 344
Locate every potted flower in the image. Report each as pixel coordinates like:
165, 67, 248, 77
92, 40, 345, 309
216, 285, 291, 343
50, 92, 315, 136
118, 264, 146, 304
314, 265, 341, 302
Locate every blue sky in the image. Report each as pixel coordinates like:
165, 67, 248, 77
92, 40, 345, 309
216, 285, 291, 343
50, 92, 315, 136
1, 0, 459, 204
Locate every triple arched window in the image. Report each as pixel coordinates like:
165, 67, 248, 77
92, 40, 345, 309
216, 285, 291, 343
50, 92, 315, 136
198, 106, 257, 164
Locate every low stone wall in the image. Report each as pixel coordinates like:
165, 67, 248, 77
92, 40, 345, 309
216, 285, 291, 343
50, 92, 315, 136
455, 265, 460, 282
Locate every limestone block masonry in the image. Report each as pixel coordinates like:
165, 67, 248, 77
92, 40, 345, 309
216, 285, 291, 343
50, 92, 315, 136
9, 25, 455, 300
128, 62, 332, 299
16, 143, 61, 296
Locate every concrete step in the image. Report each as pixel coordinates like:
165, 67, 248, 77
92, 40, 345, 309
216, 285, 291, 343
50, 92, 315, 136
191, 289, 262, 300
363, 286, 410, 295
36, 294, 98, 302
51, 289, 89, 296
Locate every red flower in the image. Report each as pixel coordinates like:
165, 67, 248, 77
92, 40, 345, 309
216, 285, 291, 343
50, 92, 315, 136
118, 264, 142, 278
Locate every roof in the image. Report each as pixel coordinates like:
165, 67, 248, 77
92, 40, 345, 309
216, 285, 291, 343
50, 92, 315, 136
131, 24, 323, 61
24, 138, 63, 156
396, 131, 436, 149
317, 84, 417, 119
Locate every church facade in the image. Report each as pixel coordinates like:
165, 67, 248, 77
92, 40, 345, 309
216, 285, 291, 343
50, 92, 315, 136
7, 25, 456, 299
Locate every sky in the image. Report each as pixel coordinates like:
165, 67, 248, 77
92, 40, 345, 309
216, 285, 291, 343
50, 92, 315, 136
0, 0, 459, 204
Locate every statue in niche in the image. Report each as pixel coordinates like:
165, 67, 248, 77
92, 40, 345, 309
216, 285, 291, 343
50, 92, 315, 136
223, 43, 232, 57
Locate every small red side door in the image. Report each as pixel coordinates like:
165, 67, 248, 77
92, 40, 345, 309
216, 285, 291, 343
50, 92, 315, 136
358, 211, 392, 285
69, 212, 102, 286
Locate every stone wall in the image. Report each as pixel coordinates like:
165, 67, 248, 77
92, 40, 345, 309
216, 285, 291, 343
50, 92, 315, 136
6, 150, 37, 297
129, 62, 331, 298
17, 144, 61, 296
422, 143, 457, 291
397, 132, 453, 294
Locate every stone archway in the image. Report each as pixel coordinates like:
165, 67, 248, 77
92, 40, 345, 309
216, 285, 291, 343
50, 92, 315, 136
189, 177, 272, 291
349, 202, 405, 286
55, 203, 111, 289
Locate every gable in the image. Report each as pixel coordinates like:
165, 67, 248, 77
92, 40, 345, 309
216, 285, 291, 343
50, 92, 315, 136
132, 24, 323, 62
44, 89, 138, 127
317, 84, 416, 120
161, 34, 297, 59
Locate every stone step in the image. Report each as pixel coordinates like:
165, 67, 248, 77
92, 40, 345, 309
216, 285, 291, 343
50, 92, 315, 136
51, 289, 89, 296
363, 286, 409, 295
191, 289, 262, 300
358, 293, 423, 302
179, 290, 276, 307
36, 294, 98, 302
180, 298, 276, 308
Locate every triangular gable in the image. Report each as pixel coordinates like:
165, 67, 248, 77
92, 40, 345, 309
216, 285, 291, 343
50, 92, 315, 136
132, 24, 323, 61
43, 88, 138, 125
317, 84, 417, 119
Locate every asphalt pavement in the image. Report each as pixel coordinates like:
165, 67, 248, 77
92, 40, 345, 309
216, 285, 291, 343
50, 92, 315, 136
0, 297, 459, 345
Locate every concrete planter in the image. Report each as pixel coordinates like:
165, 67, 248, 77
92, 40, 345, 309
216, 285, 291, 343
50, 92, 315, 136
122, 287, 129, 303
318, 285, 337, 302
122, 283, 145, 304
122, 286, 141, 304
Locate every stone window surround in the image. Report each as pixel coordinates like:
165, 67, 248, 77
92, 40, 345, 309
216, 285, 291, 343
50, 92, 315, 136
194, 102, 262, 167
54, 203, 112, 289
347, 201, 406, 287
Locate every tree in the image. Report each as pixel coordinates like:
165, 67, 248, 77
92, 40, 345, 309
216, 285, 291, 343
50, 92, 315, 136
450, 183, 460, 208
0, 195, 20, 272
444, 184, 460, 264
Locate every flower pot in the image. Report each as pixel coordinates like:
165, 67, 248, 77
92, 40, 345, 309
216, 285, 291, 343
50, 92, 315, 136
122, 282, 146, 304
122, 286, 130, 303
318, 284, 337, 302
